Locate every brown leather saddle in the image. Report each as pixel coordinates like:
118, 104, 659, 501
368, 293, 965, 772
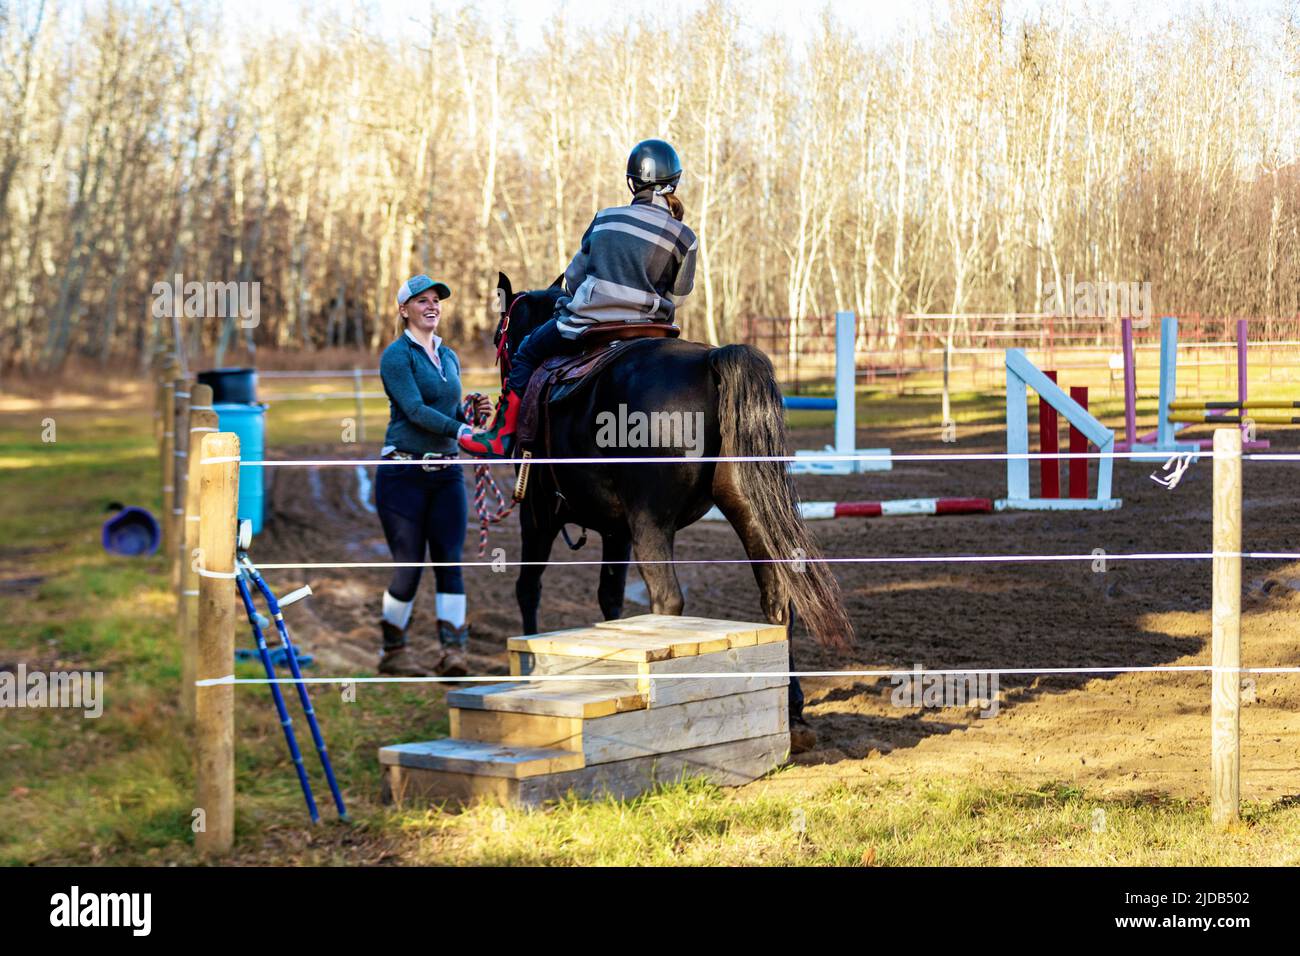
516, 322, 679, 448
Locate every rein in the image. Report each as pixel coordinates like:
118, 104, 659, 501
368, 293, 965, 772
493, 293, 525, 380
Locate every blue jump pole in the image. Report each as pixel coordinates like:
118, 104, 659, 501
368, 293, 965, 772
782, 396, 837, 410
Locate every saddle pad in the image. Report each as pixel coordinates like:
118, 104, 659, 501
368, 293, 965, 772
517, 337, 662, 447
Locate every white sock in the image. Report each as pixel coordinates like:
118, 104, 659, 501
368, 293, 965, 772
382, 591, 414, 629
436, 592, 466, 627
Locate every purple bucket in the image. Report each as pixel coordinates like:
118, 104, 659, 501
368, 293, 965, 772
102, 506, 161, 557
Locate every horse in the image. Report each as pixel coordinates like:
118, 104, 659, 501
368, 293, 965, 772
491, 273, 852, 675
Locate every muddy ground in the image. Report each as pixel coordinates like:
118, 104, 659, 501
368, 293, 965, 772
254, 415, 1300, 804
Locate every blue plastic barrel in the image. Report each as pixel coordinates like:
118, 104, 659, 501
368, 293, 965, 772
213, 403, 267, 536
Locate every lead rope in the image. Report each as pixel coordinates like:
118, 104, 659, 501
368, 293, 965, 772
463, 394, 516, 556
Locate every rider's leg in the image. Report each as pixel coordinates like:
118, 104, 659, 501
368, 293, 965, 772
459, 316, 579, 458
505, 317, 574, 396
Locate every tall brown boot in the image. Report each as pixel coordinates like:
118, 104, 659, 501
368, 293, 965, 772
378, 620, 432, 677
435, 620, 470, 677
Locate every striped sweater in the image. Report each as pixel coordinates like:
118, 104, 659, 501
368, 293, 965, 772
554, 195, 698, 338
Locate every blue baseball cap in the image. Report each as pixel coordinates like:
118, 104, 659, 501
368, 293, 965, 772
397, 274, 451, 305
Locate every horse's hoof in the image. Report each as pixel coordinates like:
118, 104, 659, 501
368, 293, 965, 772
789, 718, 818, 755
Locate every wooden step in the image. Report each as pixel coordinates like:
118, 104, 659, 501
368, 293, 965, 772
447, 679, 646, 718
506, 627, 682, 663
451, 685, 789, 766
579, 686, 787, 764
451, 709, 583, 752
379, 738, 584, 779
381, 615, 794, 809
506, 616, 786, 666
383, 732, 791, 809
513, 639, 789, 708
594, 614, 787, 649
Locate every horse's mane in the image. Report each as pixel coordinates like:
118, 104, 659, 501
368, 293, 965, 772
512, 286, 565, 337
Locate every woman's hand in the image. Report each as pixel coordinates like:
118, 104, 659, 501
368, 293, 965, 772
467, 392, 494, 424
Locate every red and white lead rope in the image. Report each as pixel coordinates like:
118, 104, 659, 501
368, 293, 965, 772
463, 394, 515, 556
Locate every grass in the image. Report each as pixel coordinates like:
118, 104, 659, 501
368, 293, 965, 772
390, 777, 1300, 866
4, 387, 1300, 866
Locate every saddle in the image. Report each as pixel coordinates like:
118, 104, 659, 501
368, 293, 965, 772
516, 323, 679, 448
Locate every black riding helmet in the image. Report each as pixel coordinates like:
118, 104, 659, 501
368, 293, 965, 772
626, 139, 682, 194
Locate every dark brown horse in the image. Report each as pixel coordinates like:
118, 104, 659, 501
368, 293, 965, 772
494, 274, 852, 715
491, 274, 847, 723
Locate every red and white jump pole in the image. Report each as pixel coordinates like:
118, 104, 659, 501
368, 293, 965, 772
701, 497, 995, 522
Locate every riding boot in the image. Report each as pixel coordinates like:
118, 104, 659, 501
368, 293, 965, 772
436, 620, 470, 677
378, 620, 431, 677
457, 389, 522, 459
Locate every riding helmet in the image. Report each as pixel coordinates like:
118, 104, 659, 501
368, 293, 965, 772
626, 139, 682, 193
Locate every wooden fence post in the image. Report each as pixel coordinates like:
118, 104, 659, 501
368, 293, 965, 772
180, 384, 217, 721
171, 380, 191, 590
153, 353, 168, 443
196, 431, 239, 856
1211, 426, 1243, 828
160, 360, 179, 562
353, 366, 366, 442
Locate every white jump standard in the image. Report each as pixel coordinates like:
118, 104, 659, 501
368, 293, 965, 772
1001, 349, 1121, 511
785, 311, 891, 474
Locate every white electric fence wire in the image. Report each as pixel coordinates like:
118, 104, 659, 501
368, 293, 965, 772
198, 664, 1300, 688
242, 551, 1299, 571
208, 449, 1278, 467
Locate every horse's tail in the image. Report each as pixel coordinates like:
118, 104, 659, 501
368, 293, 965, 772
709, 344, 853, 650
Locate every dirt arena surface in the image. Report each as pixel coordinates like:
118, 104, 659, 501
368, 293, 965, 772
255, 416, 1300, 805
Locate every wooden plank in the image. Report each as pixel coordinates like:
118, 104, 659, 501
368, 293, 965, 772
512, 652, 631, 680
452, 708, 584, 752
503, 626, 606, 655
385, 733, 791, 809
446, 680, 646, 718
383, 764, 516, 808
518, 732, 791, 806
641, 641, 789, 708
580, 686, 788, 765
595, 614, 785, 649
514, 641, 789, 707
508, 616, 785, 662
507, 629, 680, 662
378, 739, 584, 779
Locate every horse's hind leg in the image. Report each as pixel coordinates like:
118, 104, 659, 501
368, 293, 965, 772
629, 516, 684, 616
516, 519, 559, 635
712, 461, 805, 723
597, 527, 632, 621
710, 461, 789, 626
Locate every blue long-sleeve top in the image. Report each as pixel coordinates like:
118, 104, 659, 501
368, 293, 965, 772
379, 331, 469, 456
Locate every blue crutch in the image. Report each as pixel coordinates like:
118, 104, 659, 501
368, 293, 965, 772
235, 570, 320, 823
240, 556, 348, 822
